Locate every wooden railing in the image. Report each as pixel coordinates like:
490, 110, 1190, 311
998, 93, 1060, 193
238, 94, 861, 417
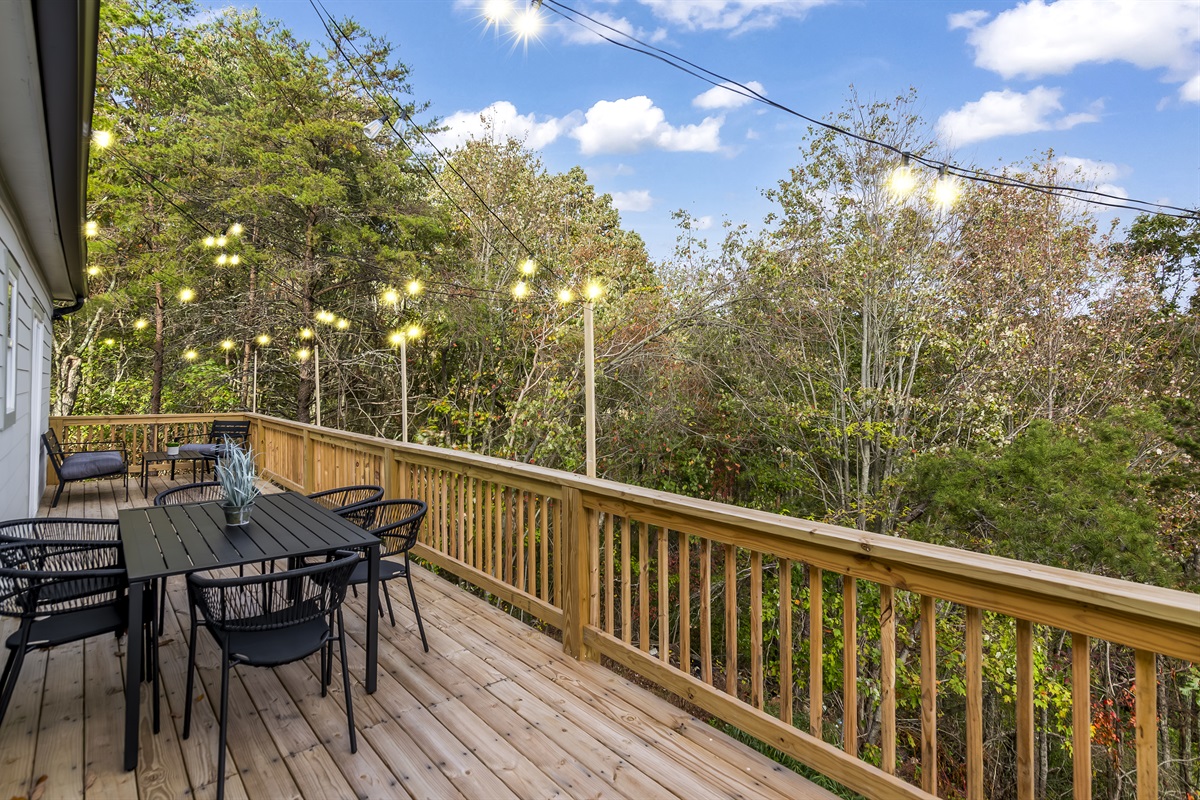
51, 413, 1200, 799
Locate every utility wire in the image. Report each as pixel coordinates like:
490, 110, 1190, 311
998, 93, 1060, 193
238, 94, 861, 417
541, 0, 1197, 220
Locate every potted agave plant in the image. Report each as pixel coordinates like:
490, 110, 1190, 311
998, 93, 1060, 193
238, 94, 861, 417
215, 437, 260, 526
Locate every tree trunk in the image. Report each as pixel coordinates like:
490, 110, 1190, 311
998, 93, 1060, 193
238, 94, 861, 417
150, 283, 164, 414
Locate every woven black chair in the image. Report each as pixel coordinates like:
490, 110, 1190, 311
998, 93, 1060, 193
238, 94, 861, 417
183, 550, 359, 800
42, 429, 128, 507
307, 485, 384, 513
337, 499, 429, 652
154, 481, 224, 506
0, 540, 150, 728
0, 517, 119, 542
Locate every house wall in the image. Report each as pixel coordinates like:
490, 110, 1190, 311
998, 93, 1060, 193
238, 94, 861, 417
0, 192, 54, 520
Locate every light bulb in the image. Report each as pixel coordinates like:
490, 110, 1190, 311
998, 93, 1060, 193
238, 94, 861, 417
382, 289, 399, 305
134, 319, 148, 330
215, 236, 227, 247
221, 339, 235, 350
92, 130, 113, 148
933, 169, 960, 210
229, 254, 240, 266
483, 0, 512, 23
520, 258, 537, 276
84, 220, 99, 238
255, 334, 271, 346
179, 288, 196, 303
888, 157, 916, 198
584, 282, 603, 301
514, 7, 542, 39
388, 330, 405, 347
227, 223, 244, 236
183, 349, 198, 361
299, 327, 314, 339
336, 318, 350, 330
406, 279, 423, 296
512, 281, 529, 300
406, 324, 422, 340
296, 348, 311, 361
203, 235, 216, 247
87, 266, 101, 277
363, 119, 385, 140
103, 338, 115, 346
216, 253, 228, 266
557, 288, 574, 304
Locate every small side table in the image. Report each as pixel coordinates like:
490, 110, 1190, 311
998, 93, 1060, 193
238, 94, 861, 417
140, 451, 209, 497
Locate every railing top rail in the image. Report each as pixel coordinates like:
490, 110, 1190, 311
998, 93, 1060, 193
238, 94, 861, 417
54, 413, 1200, 645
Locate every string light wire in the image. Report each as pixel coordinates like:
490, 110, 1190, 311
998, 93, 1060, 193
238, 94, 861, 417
538, 0, 1197, 219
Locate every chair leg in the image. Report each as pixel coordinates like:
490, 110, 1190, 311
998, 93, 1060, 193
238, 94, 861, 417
381, 581, 396, 626
320, 638, 329, 698
0, 639, 30, 727
337, 610, 357, 754
51, 480, 64, 508
405, 567, 428, 653
183, 617, 199, 739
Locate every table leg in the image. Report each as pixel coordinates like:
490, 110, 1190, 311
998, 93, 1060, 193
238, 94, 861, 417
365, 545, 379, 693
124, 579, 145, 771
141, 460, 149, 498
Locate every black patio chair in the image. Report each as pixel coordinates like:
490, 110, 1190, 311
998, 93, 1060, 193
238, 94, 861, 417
42, 428, 128, 507
176, 421, 251, 476
154, 481, 225, 506
307, 485, 384, 514
336, 499, 429, 652
0, 539, 154, 729
0, 517, 119, 543
183, 549, 360, 800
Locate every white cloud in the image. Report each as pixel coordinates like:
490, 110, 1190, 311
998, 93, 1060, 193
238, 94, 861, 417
694, 215, 714, 230
952, 0, 1200, 82
1056, 155, 1125, 183
571, 96, 723, 155
638, 0, 832, 33
693, 81, 767, 110
611, 190, 653, 212
948, 10, 989, 30
559, 10, 640, 45
433, 101, 580, 150
937, 87, 1100, 145
1181, 74, 1200, 103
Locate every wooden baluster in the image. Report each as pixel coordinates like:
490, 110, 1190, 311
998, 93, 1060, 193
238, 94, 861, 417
966, 606, 983, 799
1072, 633, 1091, 800
588, 502, 599, 632
541, 495, 550, 601
516, 489, 526, 592
639, 523, 651, 652
679, 533, 690, 676
751, 551, 763, 709
1016, 618, 1034, 800
880, 584, 896, 775
725, 543, 738, 697
809, 565, 823, 738
469, 477, 477, 568
658, 527, 669, 662
779, 559, 793, 726
554, 496, 563, 607
484, 482, 494, 577
526, 491, 537, 595
603, 513, 614, 635
621, 515, 632, 645
843, 577, 857, 755
921, 595, 938, 796
1135, 649, 1157, 800
700, 537, 712, 684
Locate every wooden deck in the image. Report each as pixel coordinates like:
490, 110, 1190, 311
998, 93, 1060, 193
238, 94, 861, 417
0, 474, 838, 800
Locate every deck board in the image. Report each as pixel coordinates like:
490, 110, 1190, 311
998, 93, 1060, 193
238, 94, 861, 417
0, 477, 841, 800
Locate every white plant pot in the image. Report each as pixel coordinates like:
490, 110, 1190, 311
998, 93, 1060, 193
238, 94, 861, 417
166, 446, 180, 456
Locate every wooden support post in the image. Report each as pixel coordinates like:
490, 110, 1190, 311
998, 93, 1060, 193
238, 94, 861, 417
561, 486, 595, 661
1135, 649, 1157, 800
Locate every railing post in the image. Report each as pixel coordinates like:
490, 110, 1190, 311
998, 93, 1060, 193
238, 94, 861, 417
303, 428, 315, 493
561, 486, 596, 661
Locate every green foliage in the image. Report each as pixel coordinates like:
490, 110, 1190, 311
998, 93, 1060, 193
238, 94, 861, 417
903, 412, 1173, 584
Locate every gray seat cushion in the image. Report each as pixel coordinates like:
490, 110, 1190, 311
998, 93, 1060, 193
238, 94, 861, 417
59, 451, 125, 480
178, 443, 219, 457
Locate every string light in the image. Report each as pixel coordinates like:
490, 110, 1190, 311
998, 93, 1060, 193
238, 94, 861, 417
382, 288, 400, 305
255, 334, 271, 346
296, 348, 311, 361
406, 279, 423, 296
84, 220, 99, 238
215, 254, 228, 266
229, 255, 240, 266
92, 130, 112, 148
215, 236, 227, 247
103, 338, 115, 346
315, 310, 336, 324
584, 281, 604, 301
363, 118, 386, 140
512, 281, 529, 300
406, 323, 422, 340
557, 288, 574, 304
179, 288, 196, 303
888, 155, 916, 198
513, 6, 543, 40
520, 258, 537, 276
933, 167, 960, 210
483, 0, 513, 24
299, 327, 314, 339
183, 349, 198, 361
87, 266, 101, 277
227, 223, 244, 237
388, 330, 405, 346
221, 339, 235, 350
336, 318, 350, 330
134, 319, 148, 330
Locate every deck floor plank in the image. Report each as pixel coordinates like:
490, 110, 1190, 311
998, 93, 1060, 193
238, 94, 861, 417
1, 479, 838, 800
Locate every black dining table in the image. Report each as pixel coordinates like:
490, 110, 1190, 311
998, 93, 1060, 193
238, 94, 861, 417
117, 491, 381, 771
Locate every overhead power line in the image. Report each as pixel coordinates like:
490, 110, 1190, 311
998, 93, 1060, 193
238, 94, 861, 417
539, 0, 1197, 221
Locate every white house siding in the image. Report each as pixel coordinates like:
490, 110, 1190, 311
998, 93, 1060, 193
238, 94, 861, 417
0, 198, 54, 521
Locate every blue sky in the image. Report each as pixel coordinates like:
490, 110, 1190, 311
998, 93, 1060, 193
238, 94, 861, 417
248, 0, 1200, 262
